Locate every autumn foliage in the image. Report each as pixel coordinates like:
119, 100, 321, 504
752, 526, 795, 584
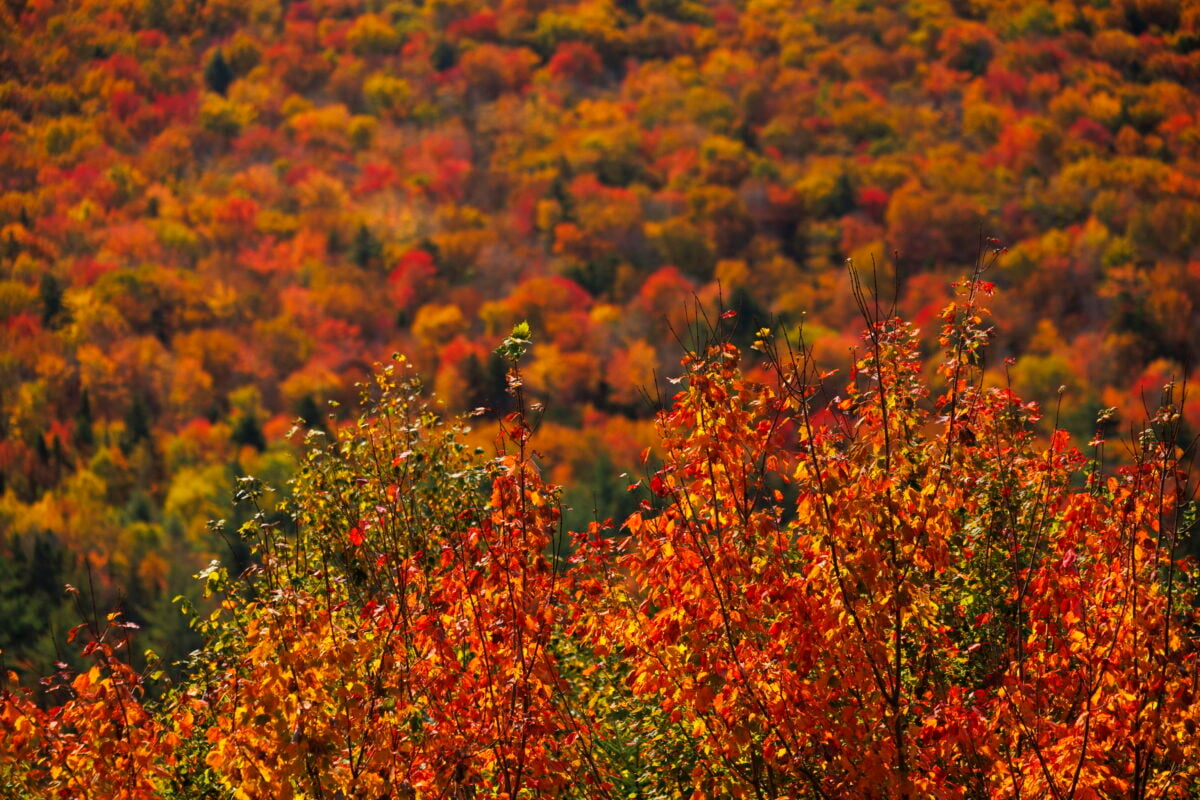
8, 0, 1200, 689
3, 269, 1198, 799
574, 265, 1200, 798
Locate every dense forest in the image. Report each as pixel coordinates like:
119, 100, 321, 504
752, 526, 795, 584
1, 0, 1200, 783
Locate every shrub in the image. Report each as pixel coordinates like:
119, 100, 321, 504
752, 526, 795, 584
2, 275, 1198, 798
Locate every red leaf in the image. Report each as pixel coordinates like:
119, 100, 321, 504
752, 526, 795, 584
348, 526, 365, 546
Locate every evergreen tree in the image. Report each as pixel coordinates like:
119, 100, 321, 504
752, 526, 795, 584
204, 49, 233, 96
463, 351, 512, 414
294, 394, 326, 432
39, 272, 64, 329
122, 395, 152, 452
231, 413, 266, 451
432, 39, 458, 71
351, 223, 383, 270
75, 389, 93, 450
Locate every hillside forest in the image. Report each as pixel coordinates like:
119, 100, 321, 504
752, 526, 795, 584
1, 0, 1200, 784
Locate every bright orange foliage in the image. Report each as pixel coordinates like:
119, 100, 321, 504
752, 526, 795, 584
3, 280, 1198, 798
572, 263, 1200, 798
